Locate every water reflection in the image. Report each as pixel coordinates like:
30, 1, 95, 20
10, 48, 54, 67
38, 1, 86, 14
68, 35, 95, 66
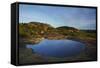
26, 39, 86, 58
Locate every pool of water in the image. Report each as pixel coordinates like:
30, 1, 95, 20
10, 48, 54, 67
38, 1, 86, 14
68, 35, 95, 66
26, 39, 86, 58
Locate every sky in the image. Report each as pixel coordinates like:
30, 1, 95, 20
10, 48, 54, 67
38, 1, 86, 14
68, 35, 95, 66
19, 4, 96, 30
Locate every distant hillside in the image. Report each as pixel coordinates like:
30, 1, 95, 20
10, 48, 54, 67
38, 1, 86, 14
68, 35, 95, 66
56, 26, 79, 35
56, 26, 79, 30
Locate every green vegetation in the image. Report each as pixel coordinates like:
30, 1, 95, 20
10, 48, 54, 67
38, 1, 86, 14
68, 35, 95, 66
19, 22, 57, 38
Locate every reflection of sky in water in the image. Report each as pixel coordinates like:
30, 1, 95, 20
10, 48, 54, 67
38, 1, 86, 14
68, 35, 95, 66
26, 39, 86, 58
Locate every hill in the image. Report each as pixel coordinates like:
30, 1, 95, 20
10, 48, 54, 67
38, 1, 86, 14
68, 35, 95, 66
56, 26, 79, 35
19, 22, 81, 44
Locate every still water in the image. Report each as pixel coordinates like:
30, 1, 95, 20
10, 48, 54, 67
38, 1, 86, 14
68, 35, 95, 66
26, 39, 86, 58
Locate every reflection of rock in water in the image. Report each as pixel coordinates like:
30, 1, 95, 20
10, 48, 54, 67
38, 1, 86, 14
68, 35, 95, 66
31, 48, 36, 54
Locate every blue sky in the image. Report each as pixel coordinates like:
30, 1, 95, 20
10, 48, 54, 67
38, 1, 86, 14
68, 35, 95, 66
19, 4, 96, 30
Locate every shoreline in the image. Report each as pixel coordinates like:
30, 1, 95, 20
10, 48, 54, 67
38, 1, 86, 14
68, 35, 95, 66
19, 37, 97, 64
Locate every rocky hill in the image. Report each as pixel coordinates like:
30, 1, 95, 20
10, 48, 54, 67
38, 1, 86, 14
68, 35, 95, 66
56, 26, 79, 35
19, 22, 79, 43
